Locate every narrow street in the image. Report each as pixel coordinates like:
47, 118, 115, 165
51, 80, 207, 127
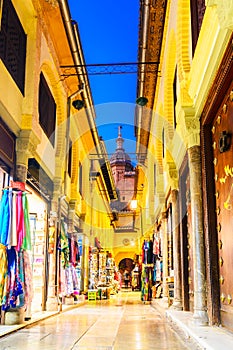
0, 291, 190, 350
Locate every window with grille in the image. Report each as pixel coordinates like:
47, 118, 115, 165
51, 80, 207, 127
0, 0, 27, 94
39, 73, 56, 146
191, 0, 206, 56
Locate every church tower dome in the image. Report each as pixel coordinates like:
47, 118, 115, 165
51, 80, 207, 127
110, 126, 133, 171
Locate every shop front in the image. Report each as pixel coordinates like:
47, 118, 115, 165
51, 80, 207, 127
27, 187, 48, 315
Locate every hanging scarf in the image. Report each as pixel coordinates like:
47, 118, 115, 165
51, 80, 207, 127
2, 247, 24, 310
22, 250, 33, 308
0, 189, 10, 246
7, 189, 12, 246
10, 192, 17, 247
21, 193, 31, 251
60, 221, 69, 269
16, 192, 26, 251
0, 243, 8, 305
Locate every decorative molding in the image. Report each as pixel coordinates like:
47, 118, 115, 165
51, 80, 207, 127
16, 129, 40, 165
202, 33, 233, 124
44, 0, 58, 7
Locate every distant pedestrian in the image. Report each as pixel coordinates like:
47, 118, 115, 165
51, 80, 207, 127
123, 269, 130, 288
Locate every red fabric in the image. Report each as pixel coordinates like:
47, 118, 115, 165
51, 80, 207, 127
16, 192, 25, 251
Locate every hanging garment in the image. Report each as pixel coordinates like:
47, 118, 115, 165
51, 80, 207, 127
142, 240, 150, 264
2, 248, 25, 310
22, 250, 33, 308
0, 243, 8, 305
7, 189, 12, 246
70, 265, 79, 290
60, 221, 69, 269
16, 192, 26, 251
69, 237, 79, 266
0, 189, 10, 246
10, 192, 17, 247
147, 240, 153, 264
156, 259, 161, 281
153, 236, 160, 255
64, 265, 74, 295
21, 193, 31, 251
16, 250, 25, 308
3, 247, 17, 310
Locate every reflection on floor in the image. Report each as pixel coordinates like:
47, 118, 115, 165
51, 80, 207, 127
0, 291, 191, 350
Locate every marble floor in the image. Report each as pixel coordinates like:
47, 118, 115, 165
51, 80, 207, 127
0, 291, 191, 350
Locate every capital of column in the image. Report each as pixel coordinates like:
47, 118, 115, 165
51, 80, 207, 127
206, 0, 233, 30
185, 117, 200, 148
16, 129, 40, 166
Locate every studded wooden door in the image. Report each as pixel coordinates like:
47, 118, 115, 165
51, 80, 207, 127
211, 83, 233, 330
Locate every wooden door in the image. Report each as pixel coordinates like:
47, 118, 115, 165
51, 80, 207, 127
211, 83, 233, 330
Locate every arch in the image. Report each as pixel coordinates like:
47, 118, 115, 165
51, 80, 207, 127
118, 258, 134, 274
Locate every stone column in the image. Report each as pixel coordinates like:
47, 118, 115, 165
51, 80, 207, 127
161, 211, 169, 299
171, 189, 182, 310
188, 145, 208, 325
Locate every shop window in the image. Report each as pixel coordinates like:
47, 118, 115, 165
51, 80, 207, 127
191, 0, 206, 56
39, 73, 56, 146
0, 167, 11, 199
0, 0, 27, 94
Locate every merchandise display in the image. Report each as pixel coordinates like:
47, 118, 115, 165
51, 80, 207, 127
0, 186, 33, 322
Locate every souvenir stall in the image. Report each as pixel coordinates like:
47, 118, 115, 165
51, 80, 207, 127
151, 233, 163, 298
141, 239, 153, 302
58, 220, 80, 304
131, 263, 141, 291
0, 181, 33, 324
27, 188, 48, 314
88, 241, 115, 300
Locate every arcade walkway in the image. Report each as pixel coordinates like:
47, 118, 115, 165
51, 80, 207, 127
0, 291, 189, 350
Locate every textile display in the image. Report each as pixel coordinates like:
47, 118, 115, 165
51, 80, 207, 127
59, 220, 80, 296
60, 220, 69, 269
0, 189, 32, 311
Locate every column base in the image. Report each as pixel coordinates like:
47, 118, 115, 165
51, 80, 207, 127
171, 300, 183, 311
193, 310, 209, 326
46, 296, 61, 312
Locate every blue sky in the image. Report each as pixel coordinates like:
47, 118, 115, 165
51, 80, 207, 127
68, 0, 139, 155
